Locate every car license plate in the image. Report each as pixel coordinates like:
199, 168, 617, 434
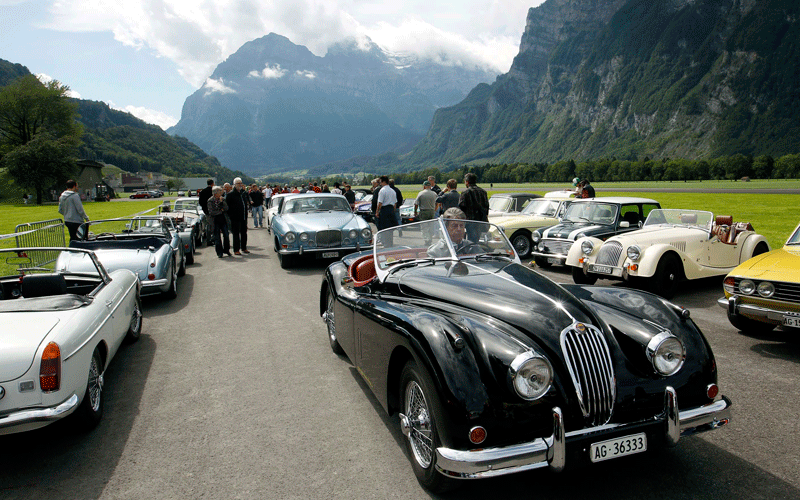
589, 433, 647, 463
782, 315, 800, 328
590, 264, 613, 274
548, 257, 562, 265
321, 252, 339, 259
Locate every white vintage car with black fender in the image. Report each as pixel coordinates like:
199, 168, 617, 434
568, 209, 770, 298
0, 247, 141, 435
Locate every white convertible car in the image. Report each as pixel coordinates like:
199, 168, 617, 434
567, 209, 770, 298
0, 247, 141, 435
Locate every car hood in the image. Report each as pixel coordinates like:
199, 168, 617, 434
395, 261, 599, 351
0, 315, 61, 381
730, 246, 800, 281
281, 212, 363, 231
540, 222, 613, 240
607, 226, 708, 246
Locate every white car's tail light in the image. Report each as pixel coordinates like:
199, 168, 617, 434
40, 342, 61, 392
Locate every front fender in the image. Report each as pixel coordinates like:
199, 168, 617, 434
566, 236, 602, 266
739, 233, 770, 259
636, 243, 681, 278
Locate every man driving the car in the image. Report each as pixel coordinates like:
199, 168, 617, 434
427, 208, 474, 257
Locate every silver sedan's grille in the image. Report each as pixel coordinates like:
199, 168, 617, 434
734, 278, 800, 305
596, 241, 623, 267
540, 239, 573, 256
560, 323, 615, 426
316, 230, 342, 248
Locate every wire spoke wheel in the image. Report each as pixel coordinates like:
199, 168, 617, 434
87, 355, 103, 412
405, 380, 434, 468
325, 288, 344, 355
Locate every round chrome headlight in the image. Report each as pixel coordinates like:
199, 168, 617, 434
739, 279, 755, 295
361, 228, 372, 239
581, 240, 594, 255
647, 333, 685, 376
757, 281, 775, 298
532, 231, 541, 243
627, 245, 641, 261
508, 352, 553, 401
348, 229, 358, 240
299, 232, 309, 242
284, 232, 296, 244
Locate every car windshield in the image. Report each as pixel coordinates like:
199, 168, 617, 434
785, 224, 800, 245
373, 219, 518, 281
562, 202, 619, 224
521, 199, 562, 217
489, 197, 512, 212
174, 199, 199, 211
282, 196, 352, 213
643, 209, 713, 232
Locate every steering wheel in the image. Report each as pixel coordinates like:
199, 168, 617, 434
95, 232, 116, 240
459, 243, 491, 255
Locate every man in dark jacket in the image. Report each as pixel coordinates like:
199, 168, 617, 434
389, 178, 403, 226
459, 173, 490, 242
226, 178, 249, 254
198, 179, 214, 215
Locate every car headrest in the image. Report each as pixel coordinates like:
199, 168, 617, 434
715, 215, 733, 226
21, 274, 68, 298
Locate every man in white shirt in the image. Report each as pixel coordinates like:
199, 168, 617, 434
375, 175, 398, 231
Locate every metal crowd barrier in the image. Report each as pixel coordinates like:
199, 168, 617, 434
6, 219, 67, 267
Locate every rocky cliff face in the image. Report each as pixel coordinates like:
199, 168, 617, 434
169, 34, 497, 175
402, 0, 800, 170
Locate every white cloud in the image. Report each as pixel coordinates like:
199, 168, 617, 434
105, 100, 179, 129
296, 70, 316, 79
203, 77, 236, 95
36, 73, 82, 98
249, 64, 287, 79
41, 1, 545, 87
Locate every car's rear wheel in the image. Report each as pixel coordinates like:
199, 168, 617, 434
125, 295, 142, 343
279, 252, 294, 269
572, 266, 598, 285
325, 287, 344, 355
177, 252, 186, 277
727, 310, 775, 335
510, 231, 532, 259
399, 361, 457, 493
164, 261, 178, 299
752, 242, 769, 258
650, 254, 682, 298
74, 348, 104, 430
186, 242, 195, 265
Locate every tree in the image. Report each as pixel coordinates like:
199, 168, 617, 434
0, 75, 82, 203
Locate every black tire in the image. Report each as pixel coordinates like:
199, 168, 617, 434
727, 310, 775, 334
324, 287, 345, 355
279, 252, 294, 269
163, 261, 178, 299
752, 242, 769, 258
399, 361, 458, 493
649, 254, 682, 299
195, 228, 202, 246
510, 231, 533, 259
572, 265, 598, 285
177, 252, 186, 277
125, 295, 142, 343
186, 243, 195, 265
534, 256, 552, 268
74, 348, 104, 430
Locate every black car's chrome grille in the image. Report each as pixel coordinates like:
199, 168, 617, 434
560, 323, 615, 426
316, 230, 342, 248
541, 239, 573, 256
596, 241, 623, 267
734, 278, 800, 305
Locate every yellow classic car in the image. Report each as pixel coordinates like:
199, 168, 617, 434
487, 196, 574, 258
719, 222, 800, 333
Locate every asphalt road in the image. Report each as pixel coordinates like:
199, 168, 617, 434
2, 225, 799, 500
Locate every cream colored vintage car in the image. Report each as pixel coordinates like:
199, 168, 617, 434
718, 222, 800, 333
487, 196, 574, 258
567, 209, 770, 298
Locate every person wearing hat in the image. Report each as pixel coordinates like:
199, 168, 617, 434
415, 180, 438, 245
572, 177, 582, 196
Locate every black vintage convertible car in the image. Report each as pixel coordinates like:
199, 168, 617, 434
319, 219, 731, 492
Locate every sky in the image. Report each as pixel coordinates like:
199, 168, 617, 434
0, 0, 546, 130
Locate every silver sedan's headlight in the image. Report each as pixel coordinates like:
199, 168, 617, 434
361, 228, 372, 239
532, 231, 541, 243
581, 240, 594, 255
647, 333, 685, 376
348, 229, 358, 240
299, 232, 310, 242
757, 281, 775, 298
284, 232, 296, 244
508, 352, 553, 400
627, 245, 641, 261
739, 279, 755, 295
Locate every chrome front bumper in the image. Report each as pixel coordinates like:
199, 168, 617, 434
718, 295, 796, 324
0, 393, 79, 433
434, 387, 732, 479
278, 245, 373, 256
530, 251, 567, 263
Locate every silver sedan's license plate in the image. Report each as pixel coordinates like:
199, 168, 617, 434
322, 251, 339, 259
548, 257, 562, 264
590, 433, 647, 463
590, 264, 613, 274
782, 315, 800, 328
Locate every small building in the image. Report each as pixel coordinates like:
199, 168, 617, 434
75, 159, 115, 200
180, 177, 216, 194
121, 173, 147, 192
